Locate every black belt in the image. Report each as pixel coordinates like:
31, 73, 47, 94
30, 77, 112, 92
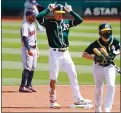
30, 45, 36, 49
99, 64, 110, 67
95, 61, 110, 67
53, 48, 67, 52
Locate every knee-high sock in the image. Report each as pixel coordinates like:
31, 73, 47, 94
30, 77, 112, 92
49, 79, 56, 103
20, 69, 30, 87
27, 71, 34, 86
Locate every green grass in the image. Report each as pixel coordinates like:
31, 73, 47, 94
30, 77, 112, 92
2, 69, 120, 85
2, 20, 120, 86
2, 53, 120, 66
2, 41, 88, 51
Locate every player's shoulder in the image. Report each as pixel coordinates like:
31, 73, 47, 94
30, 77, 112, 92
91, 39, 99, 45
112, 36, 120, 43
21, 22, 30, 29
63, 19, 70, 23
113, 36, 119, 40
22, 21, 29, 26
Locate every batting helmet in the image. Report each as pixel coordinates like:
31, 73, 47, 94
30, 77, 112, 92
54, 4, 66, 14
99, 23, 112, 39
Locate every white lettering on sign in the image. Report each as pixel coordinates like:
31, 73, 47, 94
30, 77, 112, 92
84, 8, 92, 16
84, 7, 118, 16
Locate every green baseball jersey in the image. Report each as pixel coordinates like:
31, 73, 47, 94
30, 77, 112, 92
36, 8, 83, 48
85, 36, 120, 59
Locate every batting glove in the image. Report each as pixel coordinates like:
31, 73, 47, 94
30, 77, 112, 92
94, 54, 105, 63
48, 3, 56, 11
64, 2, 72, 13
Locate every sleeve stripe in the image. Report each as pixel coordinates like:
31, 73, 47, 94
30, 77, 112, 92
41, 18, 45, 24
72, 19, 74, 26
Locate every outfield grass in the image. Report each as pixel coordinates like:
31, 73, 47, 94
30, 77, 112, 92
2, 21, 120, 86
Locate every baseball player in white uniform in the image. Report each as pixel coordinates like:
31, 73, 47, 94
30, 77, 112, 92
23, 0, 45, 32
82, 23, 120, 112
36, 2, 92, 108
19, 10, 39, 92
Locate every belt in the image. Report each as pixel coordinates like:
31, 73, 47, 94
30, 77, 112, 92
99, 64, 110, 67
53, 48, 67, 52
30, 45, 36, 49
95, 62, 110, 67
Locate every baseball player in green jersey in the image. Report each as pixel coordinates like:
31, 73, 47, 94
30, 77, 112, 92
82, 23, 120, 112
36, 2, 92, 108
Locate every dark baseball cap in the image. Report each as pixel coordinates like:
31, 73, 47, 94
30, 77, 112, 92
26, 10, 36, 16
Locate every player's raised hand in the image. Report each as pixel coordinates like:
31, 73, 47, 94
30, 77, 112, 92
64, 2, 72, 13
48, 2, 56, 11
28, 50, 33, 56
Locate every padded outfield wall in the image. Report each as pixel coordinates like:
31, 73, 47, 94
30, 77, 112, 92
2, 0, 121, 17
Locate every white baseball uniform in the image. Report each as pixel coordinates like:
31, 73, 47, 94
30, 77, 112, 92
84, 36, 120, 112
36, 6, 88, 104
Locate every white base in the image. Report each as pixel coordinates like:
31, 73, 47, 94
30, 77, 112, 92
70, 104, 93, 109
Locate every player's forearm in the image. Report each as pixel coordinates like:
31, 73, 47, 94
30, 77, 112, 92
70, 11, 83, 24
22, 36, 30, 50
36, 8, 50, 21
82, 52, 94, 60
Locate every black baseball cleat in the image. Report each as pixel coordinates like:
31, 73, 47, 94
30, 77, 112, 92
19, 86, 32, 93
26, 86, 37, 92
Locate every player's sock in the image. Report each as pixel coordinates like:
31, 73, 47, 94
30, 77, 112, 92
26, 71, 34, 86
20, 69, 30, 87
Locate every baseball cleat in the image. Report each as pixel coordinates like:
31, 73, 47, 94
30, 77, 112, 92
74, 99, 92, 105
19, 86, 32, 93
50, 102, 61, 109
95, 106, 102, 112
26, 86, 37, 92
104, 108, 111, 112
95, 109, 102, 112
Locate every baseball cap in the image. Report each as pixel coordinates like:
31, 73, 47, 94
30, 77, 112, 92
26, 10, 36, 16
54, 4, 66, 14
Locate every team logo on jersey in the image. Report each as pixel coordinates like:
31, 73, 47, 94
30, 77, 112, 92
29, 30, 35, 36
62, 23, 69, 31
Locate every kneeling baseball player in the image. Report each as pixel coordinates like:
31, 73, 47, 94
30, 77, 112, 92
82, 23, 120, 112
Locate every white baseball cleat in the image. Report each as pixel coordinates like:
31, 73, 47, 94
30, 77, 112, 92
104, 108, 111, 112
95, 106, 102, 112
50, 102, 61, 109
95, 108, 102, 112
75, 98, 92, 105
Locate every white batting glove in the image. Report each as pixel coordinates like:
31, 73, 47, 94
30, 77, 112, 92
48, 3, 56, 11
64, 2, 72, 13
